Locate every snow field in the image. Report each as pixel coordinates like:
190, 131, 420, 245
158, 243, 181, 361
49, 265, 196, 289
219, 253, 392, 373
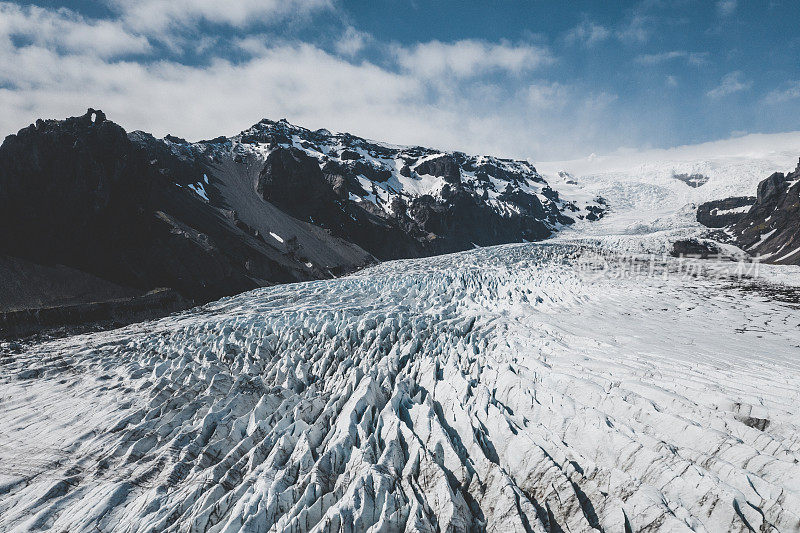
0, 243, 799, 532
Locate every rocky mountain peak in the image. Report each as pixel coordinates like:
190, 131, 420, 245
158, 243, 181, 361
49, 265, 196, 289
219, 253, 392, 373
0, 110, 609, 329
219, 117, 604, 232
727, 153, 800, 264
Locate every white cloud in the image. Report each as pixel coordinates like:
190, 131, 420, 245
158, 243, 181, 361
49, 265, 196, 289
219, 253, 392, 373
635, 51, 709, 66
0, 3, 150, 58
717, 0, 737, 16
566, 14, 651, 46
0, 27, 628, 161
537, 130, 800, 176
636, 50, 683, 64
0, 43, 421, 141
565, 21, 611, 47
707, 71, 751, 98
763, 81, 800, 104
335, 26, 371, 57
107, 0, 332, 35
3, 1, 765, 163
584, 91, 618, 111
616, 15, 650, 43
526, 82, 569, 109
393, 39, 553, 80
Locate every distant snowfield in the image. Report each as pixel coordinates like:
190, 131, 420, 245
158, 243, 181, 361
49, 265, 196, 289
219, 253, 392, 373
2, 134, 800, 532
539, 131, 800, 254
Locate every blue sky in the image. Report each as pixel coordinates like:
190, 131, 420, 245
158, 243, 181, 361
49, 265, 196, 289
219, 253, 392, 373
1, 0, 799, 160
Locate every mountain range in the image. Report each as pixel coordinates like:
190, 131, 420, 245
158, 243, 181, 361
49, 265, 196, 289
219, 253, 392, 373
0, 109, 604, 336
2, 109, 800, 338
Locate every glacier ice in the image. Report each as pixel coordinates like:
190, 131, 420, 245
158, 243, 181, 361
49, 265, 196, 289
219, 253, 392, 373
1, 243, 799, 532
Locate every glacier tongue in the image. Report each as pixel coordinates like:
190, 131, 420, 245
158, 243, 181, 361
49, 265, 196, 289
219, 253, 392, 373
1, 243, 799, 532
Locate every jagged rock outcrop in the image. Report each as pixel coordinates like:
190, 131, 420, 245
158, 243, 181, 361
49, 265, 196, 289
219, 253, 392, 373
671, 238, 723, 258
672, 172, 709, 188
696, 196, 755, 228
414, 154, 462, 184
728, 158, 800, 264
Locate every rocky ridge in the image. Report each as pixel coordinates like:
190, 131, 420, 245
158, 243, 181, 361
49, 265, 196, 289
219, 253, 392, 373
695, 196, 756, 228
696, 158, 800, 265
192, 117, 606, 258
0, 110, 605, 334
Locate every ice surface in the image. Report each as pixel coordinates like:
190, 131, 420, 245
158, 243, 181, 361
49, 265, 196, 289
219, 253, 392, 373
539, 135, 800, 255
1, 242, 799, 532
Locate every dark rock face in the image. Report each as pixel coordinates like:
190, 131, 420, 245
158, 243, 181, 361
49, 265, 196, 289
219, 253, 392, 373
402, 183, 560, 250
672, 173, 709, 188
696, 196, 755, 228
498, 187, 547, 219
257, 148, 330, 216
756, 172, 788, 204
340, 149, 360, 160
671, 239, 722, 258
0, 109, 318, 317
475, 160, 540, 184
0, 288, 186, 340
352, 160, 392, 183
728, 158, 800, 264
0, 112, 147, 267
321, 160, 368, 199
585, 204, 605, 221
255, 148, 421, 260
415, 155, 462, 185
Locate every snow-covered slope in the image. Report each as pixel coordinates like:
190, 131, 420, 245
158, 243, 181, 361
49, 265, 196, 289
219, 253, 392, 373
538, 132, 800, 254
1, 242, 799, 532
184, 118, 606, 261
223, 118, 604, 225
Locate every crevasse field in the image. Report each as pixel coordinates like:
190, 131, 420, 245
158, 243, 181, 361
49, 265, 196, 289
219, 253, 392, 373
1, 141, 800, 532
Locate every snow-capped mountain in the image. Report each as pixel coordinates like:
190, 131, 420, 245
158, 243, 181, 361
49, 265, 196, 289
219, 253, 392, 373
0, 110, 604, 336
228, 118, 603, 226
182, 116, 605, 261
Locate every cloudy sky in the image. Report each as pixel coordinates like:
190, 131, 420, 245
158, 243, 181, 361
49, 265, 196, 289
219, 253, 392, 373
1, 0, 799, 159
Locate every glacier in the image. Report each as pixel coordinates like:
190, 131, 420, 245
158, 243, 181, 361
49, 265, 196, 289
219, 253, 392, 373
1, 243, 799, 532
2, 145, 800, 532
